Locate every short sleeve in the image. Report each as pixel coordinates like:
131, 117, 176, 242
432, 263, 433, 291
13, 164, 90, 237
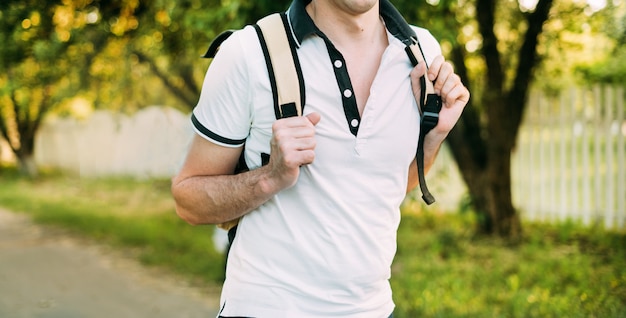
192, 27, 256, 148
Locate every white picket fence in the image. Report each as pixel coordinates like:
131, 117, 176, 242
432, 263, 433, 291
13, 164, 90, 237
513, 86, 626, 229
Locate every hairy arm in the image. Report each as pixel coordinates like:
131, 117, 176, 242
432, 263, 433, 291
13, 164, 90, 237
171, 113, 321, 225
171, 135, 273, 225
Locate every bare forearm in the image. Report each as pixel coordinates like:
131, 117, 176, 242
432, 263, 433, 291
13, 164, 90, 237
406, 130, 448, 193
423, 130, 448, 173
172, 165, 279, 225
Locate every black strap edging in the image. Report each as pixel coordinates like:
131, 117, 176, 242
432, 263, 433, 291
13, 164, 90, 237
279, 13, 306, 115
254, 23, 281, 119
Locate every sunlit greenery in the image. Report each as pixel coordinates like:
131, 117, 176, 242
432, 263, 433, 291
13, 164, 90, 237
575, 6, 626, 85
531, 0, 622, 91
0, 0, 619, 114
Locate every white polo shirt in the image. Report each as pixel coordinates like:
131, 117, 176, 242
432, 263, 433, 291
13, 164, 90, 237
192, 0, 441, 316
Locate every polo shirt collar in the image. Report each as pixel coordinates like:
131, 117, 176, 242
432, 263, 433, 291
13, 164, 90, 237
287, 0, 416, 47
287, 0, 317, 46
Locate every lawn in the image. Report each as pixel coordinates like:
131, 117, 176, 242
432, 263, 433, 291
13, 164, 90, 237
0, 169, 624, 317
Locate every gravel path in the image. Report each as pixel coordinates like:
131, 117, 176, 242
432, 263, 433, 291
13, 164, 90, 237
0, 208, 220, 318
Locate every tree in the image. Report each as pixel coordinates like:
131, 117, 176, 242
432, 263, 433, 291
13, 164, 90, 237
0, 0, 144, 176
0, 1, 77, 177
0, 0, 290, 176
458, 0, 555, 238
396, 0, 618, 238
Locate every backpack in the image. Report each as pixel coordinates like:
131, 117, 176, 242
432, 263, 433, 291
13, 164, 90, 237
203, 12, 442, 235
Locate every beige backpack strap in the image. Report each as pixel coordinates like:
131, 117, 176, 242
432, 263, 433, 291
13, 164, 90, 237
255, 13, 304, 119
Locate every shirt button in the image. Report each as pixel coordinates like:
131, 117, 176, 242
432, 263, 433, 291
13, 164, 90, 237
334, 60, 343, 68
343, 89, 353, 98
351, 119, 359, 127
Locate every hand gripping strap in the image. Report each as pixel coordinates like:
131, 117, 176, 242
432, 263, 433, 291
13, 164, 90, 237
405, 41, 442, 205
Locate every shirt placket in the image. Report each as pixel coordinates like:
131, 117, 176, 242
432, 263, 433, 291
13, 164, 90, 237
322, 38, 361, 138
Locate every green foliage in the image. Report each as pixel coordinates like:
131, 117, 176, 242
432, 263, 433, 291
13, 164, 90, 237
576, 52, 626, 84
538, 0, 625, 89
87, 0, 292, 110
574, 9, 626, 84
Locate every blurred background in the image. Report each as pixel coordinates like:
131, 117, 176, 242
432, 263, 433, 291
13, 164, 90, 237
0, 0, 624, 317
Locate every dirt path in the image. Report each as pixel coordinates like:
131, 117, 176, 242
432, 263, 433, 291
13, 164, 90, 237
0, 208, 220, 318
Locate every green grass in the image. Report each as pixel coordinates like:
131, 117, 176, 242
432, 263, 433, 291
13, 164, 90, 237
392, 209, 626, 317
0, 168, 624, 317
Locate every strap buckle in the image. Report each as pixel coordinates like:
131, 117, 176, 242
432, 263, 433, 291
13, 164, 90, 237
421, 94, 442, 134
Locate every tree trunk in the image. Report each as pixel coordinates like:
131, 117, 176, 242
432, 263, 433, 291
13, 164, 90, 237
445, 0, 554, 239
446, 94, 522, 239
448, 133, 522, 239
485, 142, 522, 239
16, 152, 38, 179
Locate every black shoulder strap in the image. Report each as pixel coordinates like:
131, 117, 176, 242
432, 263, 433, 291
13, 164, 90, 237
405, 36, 443, 205
380, 0, 443, 204
380, 0, 441, 204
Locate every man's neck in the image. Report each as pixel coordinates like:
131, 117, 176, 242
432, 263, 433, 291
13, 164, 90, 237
306, 0, 384, 47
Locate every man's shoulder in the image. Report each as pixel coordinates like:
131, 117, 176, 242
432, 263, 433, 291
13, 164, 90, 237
208, 24, 266, 75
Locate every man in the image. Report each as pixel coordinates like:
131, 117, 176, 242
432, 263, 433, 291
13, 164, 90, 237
172, 0, 469, 316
